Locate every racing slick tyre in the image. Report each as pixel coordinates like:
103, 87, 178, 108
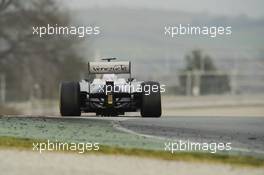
140, 81, 161, 118
60, 82, 81, 116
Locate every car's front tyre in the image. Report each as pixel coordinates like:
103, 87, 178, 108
60, 82, 81, 116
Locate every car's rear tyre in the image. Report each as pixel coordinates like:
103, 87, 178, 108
60, 82, 81, 116
140, 81, 161, 118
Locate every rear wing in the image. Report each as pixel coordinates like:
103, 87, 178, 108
88, 61, 131, 74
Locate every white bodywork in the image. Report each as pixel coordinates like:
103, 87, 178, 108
79, 78, 142, 94
81, 61, 141, 94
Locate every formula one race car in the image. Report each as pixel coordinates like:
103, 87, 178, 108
59, 58, 161, 117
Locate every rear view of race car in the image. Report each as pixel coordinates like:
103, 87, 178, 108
59, 58, 161, 117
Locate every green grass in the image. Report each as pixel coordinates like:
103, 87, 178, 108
0, 136, 264, 167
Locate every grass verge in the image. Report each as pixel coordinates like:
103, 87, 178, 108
0, 136, 263, 167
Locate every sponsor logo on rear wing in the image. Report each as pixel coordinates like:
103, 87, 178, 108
88, 61, 131, 74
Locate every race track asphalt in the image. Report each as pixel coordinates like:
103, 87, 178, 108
118, 116, 264, 156
0, 115, 263, 157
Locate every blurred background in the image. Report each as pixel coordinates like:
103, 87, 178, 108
0, 0, 264, 116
